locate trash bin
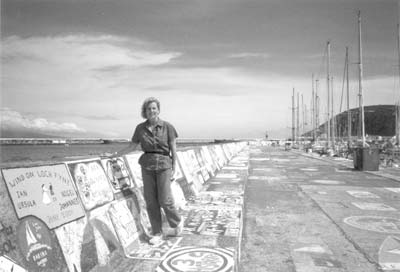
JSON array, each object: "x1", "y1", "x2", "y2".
[{"x1": 353, "y1": 147, "x2": 380, "y2": 171}]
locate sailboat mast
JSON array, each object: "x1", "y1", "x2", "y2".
[
  {"x1": 292, "y1": 88, "x2": 295, "y2": 143},
  {"x1": 331, "y1": 76, "x2": 335, "y2": 146},
  {"x1": 358, "y1": 11, "x2": 366, "y2": 146},
  {"x1": 346, "y1": 47, "x2": 351, "y2": 144},
  {"x1": 396, "y1": 23, "x2": 400, "y2": 146},
  {"x1": 327, "y1": 41, "x2": 331, "y2": 148},
  {"x1": 316, "y1": 79, "x2": 320, "y2": 139},
  {"x1": 312, "y1": 74, "x2": 315, "y2": 141},
  {"x1": 297, "y1": 92, "x2": 300, "y2": 143}
]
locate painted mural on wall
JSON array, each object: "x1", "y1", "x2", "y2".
[
  {"x1": 176, "y1": 152, "x2": 193, "y2": 184},
  {"x1": 0, "y1": 255, "x2": 27, "y2": 272},
  {"x1": 193, "y1": 149, "x2": 210, "y2": 181},
  {"x1": 67, "y1": 160, "x2": 114, "y2": 211},
  {"x1": 124, "y1": 153, "x2": 144, "y2": 188},
  {"x1": 0, "y1": 176, "x2": 68, "y2": 272},
  {"x1": 200, "y1": 147, "x2": 217, "y2": 176},
  {"x1": 108, "y1": 199, "x2": 141, "y2": 256},
  {"x1": 54, "y1": 204, "x2": 121, "y2": 272},
  {"x1": 101, "y1": 157, "x2": 134, "y2": 193},
  {"x1": 1, "y1": 164, "x2": 85, "y2": 229},
  {"x1": 15, "y1": 216, "x2": 65, "y2": 271}
]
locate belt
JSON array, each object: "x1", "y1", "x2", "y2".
[{"x1": 144, "y1": 152, "x2": 170, "y2": 156}]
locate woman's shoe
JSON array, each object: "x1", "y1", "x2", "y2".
[
  {"x1": 174, "y1": 219, "x2": 184, "y2": 236},
  {"x1": 149, "y1": 233, "x2": 163, "y2": 245}
]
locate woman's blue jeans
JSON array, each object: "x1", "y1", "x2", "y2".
[{"x1": 141, "y1": 168, "x2": 181, "y2": 235}]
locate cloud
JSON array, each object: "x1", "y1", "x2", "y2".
[
  {"x1": 228, "y1": 52, "x2": 270, "y2": 59},
  {"x1": 1, "y1": 108, "x2": 86, "y2": 133},
  {"x1": 2, "y1": 34, "x2": 180, "y2": 70},
  {"x1": 83, "y1": 115, "x2": 119, "y2": 120}
]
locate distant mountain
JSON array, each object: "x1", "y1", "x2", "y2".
[
  {"x1": 0, "y1": 127, "x2": 111, "y2": 139},
  {"x1": 0, "y1": 128, "x2": 61, "y2": 138}
]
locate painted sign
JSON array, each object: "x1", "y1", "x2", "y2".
[
  {"x1": 207, "y1": 146, "x2": 223, "y2": 169},
  {"x1": 215, "y1": 173, "x2": 239, "y2": 179},
  {"x1": 101, "y1": 157, "x2": 134, "y2": 192},
  {"x1": 68, "y1": 160, "x2": 114, "y2": 211},
  {"x1": 16, "y1": 216, "x2": 58, "y2": 270},
  {"x1": 344, "y1": 216, "x2": 400, "y2": 234},
  {"x1": 127, "y1": 190, "x2": 152, "y2": 237},
  {"x1": 379, "y1": 236, "x2": 400, "y2": 270},
  {"x1": 176, "y1": 151, "x2": 193, "y2": 183},
  {"x1": 385, "y1": 188, "x2": 400, "y2": 194},
  {"x1": 124, "y1": 153, "x2": 144, "y2": 188},
  {"x1": 108, "y1": 200, "x2": 140, "y2": 256},
  {"x1": 1, "y1": 164, "x2": 85, "y2": 229},
  {"x1": 156, "y1": 246, "x2": 234, "y2": 272},
  {"x1": 0, "y1": 255, "x2": 27, "y2": 272},
  {"x1": 54, "y1": 217, "x2": 97, "y2": 272},
  {"x1": 311, "y1": 180, "x2": 345, "y2": 185},
  {"x1": 351, "y1": 202, "x2": 396, "y2": 211},
  {"x1": 88, "y1": 204, "x2": 120, "y2": 266},
  {"x1": 194, "y1": 149, "x2": 210, "y2": 181},
  {"x1": 346, "y1": 190, "x2": 380, "y2": 199},
  {"x1": 201, "y1": 146, "x2": 217, "y2": 175},
  {"x1": 214, "y1": 145, "x2": 228, "y2": 166}
]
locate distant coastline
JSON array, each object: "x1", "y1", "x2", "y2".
[{"x1": 0, "y1": 137, "x2": 242, "y2": 145}]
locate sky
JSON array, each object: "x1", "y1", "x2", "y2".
[{"x1": 1, "y1": 0, "x2": 399, "y2": 139}]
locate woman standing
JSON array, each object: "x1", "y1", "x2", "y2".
[{"x1": 113, "y1": 97, "x2": 183, "y2": 245}]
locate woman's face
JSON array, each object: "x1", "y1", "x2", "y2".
[{"x1": 146, "y1": 102, "x2": 160, "y2": 120}]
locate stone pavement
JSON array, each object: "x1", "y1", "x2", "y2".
[{"x1": 240, "y1": 144, "x2": 400, "y2": 272}]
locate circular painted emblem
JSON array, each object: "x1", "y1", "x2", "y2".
[
  {"x1": 16, "y1": 216, "x2": 56, "y2": 270},
  {"x1": 311, "y1": 180, "x2": 345, "y2": 185},
  {"x1": 157, "y1": 246, "x2": 234, "y2": 272},
  {"x1": 344, "y1": 216, "x2": 400, "y2": 234}
]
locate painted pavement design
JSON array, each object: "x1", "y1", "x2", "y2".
[
  {"x1": 126, "y1": 237, "x2": 182, "y2": 260},
  {"x1": 156, "y1": 246, "x2": 234, "y2": 272}
]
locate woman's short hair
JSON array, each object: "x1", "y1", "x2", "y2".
[{"x1": 141, "y1": 97, "x2": 160, "y2": 119}]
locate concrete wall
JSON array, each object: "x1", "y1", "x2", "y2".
[{"x1": 0, "y1": 142, "x2": 247, "y2": 272}]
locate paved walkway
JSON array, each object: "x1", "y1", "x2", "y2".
[{"x1": 240, "y1": 144, "x2": 400, "y2": 272}]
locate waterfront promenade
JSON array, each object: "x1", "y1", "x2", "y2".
[
  {"x1": 241, "y1": 144, "x2": 400, "y2": 272},
  {"x1": 1, "y1": 141, "x2": 400, "y2": 271}
]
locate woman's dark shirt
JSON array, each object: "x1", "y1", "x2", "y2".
[{"x1": 131, "y1": 119, "x2": 178, "y2": 170}]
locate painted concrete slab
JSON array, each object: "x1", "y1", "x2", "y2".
[
  {"x1": 0, "y1": 255, "x2": 27, "y2": 272},
  {"x1": 182, "y1": 208, "x2": 241, "y2": 237},
  {"x1": 126, "y1": 237, "x2": 182, "y2": 260},
  {"x1": 351, "y1": 202, "x2": 397, "y2": 211},
  {"x1": 67, "y1": 159, "x2": 114, "y2": 211},
  {"x1": 385, "y1": 188, "x2": 400, "y2": 193},
  {"x1": 1, "y1": 164, "x2": 85, "y2": 229},
  {"x1": 222, "y1": 166, "x2": 248, "y2": 170},
  {"x1": 311, "y1": 180, "x2": 345, "y2": 185},
  {"x1": 343, "y1": 216, "x2": 400, "y2": 234},
  {"x1": 379, "y1": 236, "x2": 400, "y2": 271},
  {"x1": 156, "y1": 246, "x2": 234, "y2": 272},
  {"x1": 215, "y1": 173, "x2": 238, "y2": 179},
  {"x1": 346, "y1": 190, "x2": 380, "y2": 199}
]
